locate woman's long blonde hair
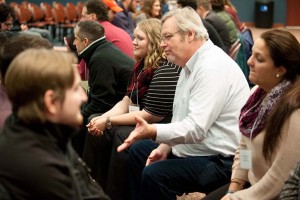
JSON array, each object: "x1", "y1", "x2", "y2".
[{"x1": 137, "y1": 18, "x2": 164, "y2": 69}]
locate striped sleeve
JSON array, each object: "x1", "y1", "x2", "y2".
[{"x1": 143, "y1": 60, "x2": 181, "y2": 117}]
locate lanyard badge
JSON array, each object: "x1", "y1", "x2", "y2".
[{"x1": 240, "y1": 149, "x2": 252, "y2": 169}]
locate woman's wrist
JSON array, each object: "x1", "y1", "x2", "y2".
[
  {"x1": 105, "y1": 117, "x2": 112, "y2": 130},
  {"x1": 230, "y1": 179, "x2": 245, "y2": 189},
  {"x1": 228, "y1": 179, "x2": 245, "y2": 193}
]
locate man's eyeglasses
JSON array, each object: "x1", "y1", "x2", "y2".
[{"x1": 161, "y1": 31, "x2": 180, "y2": 42}]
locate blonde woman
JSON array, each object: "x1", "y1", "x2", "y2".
[{"x1": 83, "y1": 18, "x2": 181, "y2": 200}]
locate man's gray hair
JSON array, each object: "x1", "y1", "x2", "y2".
[
  {"x1": 75, "y1": 21, "x2": 105, "y2": 42},
  {"x1": 161, "y1": 7, "x2": 208, "y2": 41}
]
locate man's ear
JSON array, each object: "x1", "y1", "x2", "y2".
[
  {"x1": 187, "y1": 30, "x2": 196, "y2": 42},
  {"x1": 91, "y1": 13, "x2": 97, "y2": 21},
  {"x1": 44, "y1": 90, "x2": 59, "y2": 115},
  {"x1": 83, "y1": 38, "x2": 90, "y2": 46}
]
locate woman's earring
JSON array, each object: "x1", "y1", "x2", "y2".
[{"x1": 276, "y1": 74, "x2": 280, "y2": 78}]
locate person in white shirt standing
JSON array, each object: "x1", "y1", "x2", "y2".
[{"x1": 117, "y1": 7, "x2": 250, "y2": 200}]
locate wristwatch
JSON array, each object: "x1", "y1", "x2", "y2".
[{"x1": 106, "y1": 117, "x2": 112, "y2": 130}]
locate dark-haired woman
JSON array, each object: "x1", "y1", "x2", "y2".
[{"x1": 204, "y1": 29, "x2": 300, "y2": 200}]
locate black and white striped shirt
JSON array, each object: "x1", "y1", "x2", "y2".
[{"x1": 144, "y1": 60, "x2": 181, "y2": 118}]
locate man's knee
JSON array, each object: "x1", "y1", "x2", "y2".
[
  {"x1": 129, "y1": 141, "x2": 146, "y2": 161},
  {"x1": 142, "y1": 163, "x2": 160, "y2": 182}
]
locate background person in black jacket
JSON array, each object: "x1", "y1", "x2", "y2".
[{"x1": 73, "y1": 20, "x2": 134, "y2": 156}]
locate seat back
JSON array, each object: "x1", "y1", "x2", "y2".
[
  {"x1": 229, "y1": 39, "x2": 241, "y2": 61},
  {"x1": 9, "y1": 2, "x2": 18, "y2": 7},
  {"x1": 52, "y1": 7, "x2": 66, "y2": 24},
  {"x1": 240, "y1": 28, "x2": 254, "y2": 64},
  {"x1": 28, "y1": 3, "x2": 45, "y2": 22},
  {"x1": 77, "y1": 2, "x2": 84, "y2": 19},
  {"x1": 238, "y1": 28, "x2": 254, "y2": 86},
  {"x1": 40, "y1": 2, "x2": 54, "y2": 22},
  {"x1": 52, "y1": 2, "x2": 67, "y2": 23},
  {"x1": 13, "y1": 4, "x2": 32, "y2": 24},
  {"x1": 66, "y1": 2, "x2": 78, "y2": 22}
]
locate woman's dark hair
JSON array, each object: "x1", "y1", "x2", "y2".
[
  {"x1": 210, "y1": 0, "x2": 225, "y2": 11},
  {"x1": 263, "y1": 29, "x2": 300, "y2": 161},
  {"x1": 0, "y1": 4, "x2": 16, "y2": 23},
  {"x1": 260, "y1": 29, "x2": 300, "y2": 82},
  {"x1": 177, "y1": 0, "x2": 197, "y2": 10},
  {"x1": 86, "y1": 0, "x2": 109, "y2": 21},
  {"x1": 264, "y1": 78, "x2": 300, "y2": 161}
]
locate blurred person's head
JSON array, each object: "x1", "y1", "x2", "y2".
[
  {"x1": 107, "y1": 9, "x2": 117, "y2": 21},
  {"x1": 135, "y1": 0, "x2": 141, "y2": 11},
  {"x1": 210, "y1": 0, "x2": 224, "y2": 11},
  {"x1": 224, "y1": 0, "x2": 236, "y2": 11},
  {"x1": 102, "y1": 0, "x2": 123, "y2": 12},
  {"x1": 0, "y1": 0, "x2": 6, "y2": 5},
  {"x1": 102, "y1": 0, "x2": 123, "y2": 21},
  {"x1": 121, "y1": 0, "x2": 138, "y2": 13},
  {"x1": 81, "y1": 0, "x2": 109, "y2": 21},
  {"x1": 196, "y1": 0, "x2": 212, "y2": 18},
  {"x1": 133, "y1": 18, "x2": 164, "y2": 68},
  {"x1": 73, "y1": 20, "x2": 105, "y2": 54},
  {"x1": 141, "y1": 0, "x2": 162, "y2": 18},
  {"x1": 5, "y1": 49, "x2": 87, "y2": 126},
  {"x1": 129, "y1": 0, "x2": 139, "y2": 12},
  {"x1": 0, "y1": 34, "x2": 53, "y2": 84},
  {"x1": 160, "y1": 7, "x2": 208, "y2": 66},
  {"x1": 0, "y1": 4, "x2": 15, "y2": 31},
  {"x1": 177, "y1": 0, "x2": 197, "y2": 11},
  {"x1": 247, "y1": 29, "x2": 300, "y2": 92}
]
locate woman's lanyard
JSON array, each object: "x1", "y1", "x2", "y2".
[
  {"x1": 129, "y1": 69, "x2": 142, "y2": 112},
  {"x1": 239, "y1": 100, "x2": 262, "y2": 170}
]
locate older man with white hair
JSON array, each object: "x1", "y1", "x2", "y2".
[{"x1": 118, "y1": 7, "x2": 250, "y2": 200}]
